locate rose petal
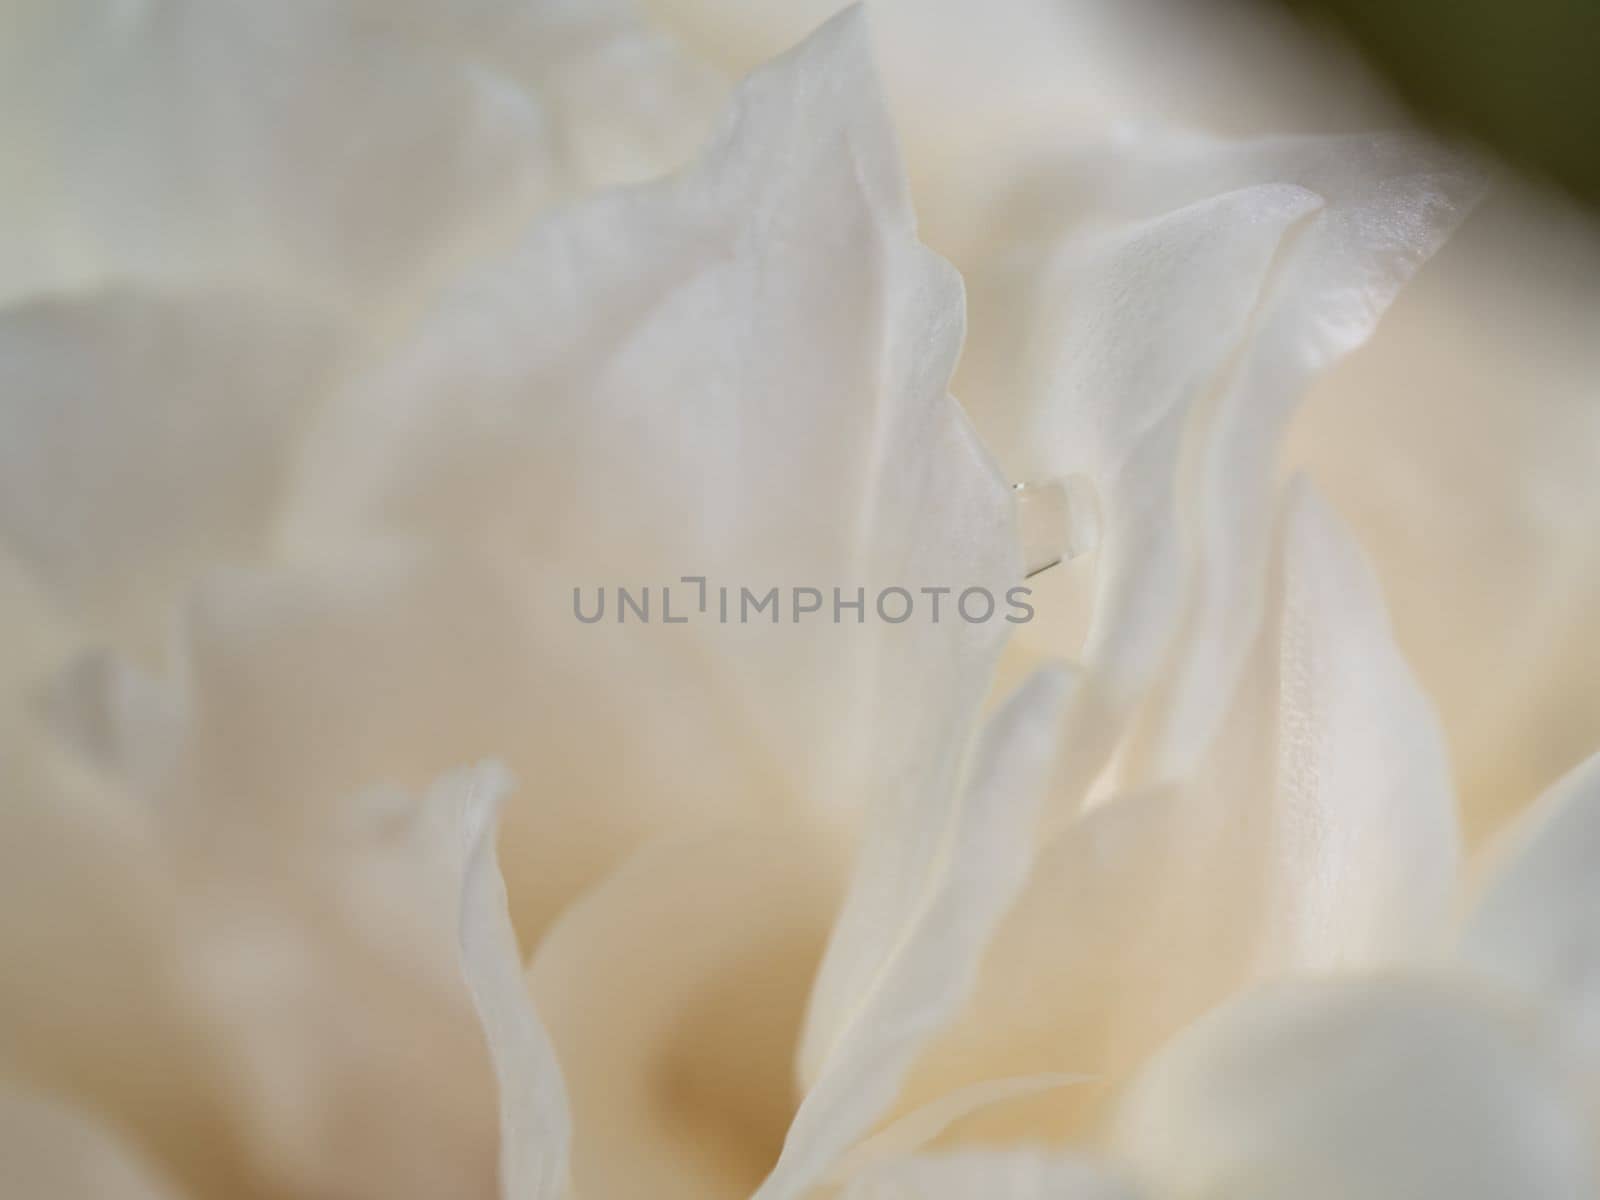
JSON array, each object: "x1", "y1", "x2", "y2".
[
  {"x1": 762, "y1": 666, "x2": 1073, "y2": 1199},
  {"x1": 972, "y1": 181, "x2": 1322, "y2": 756},
  {"x1": 1106, "y1": 132, "x2": 1485, "y2": 783},
  {"x1": 884, "y1": 481, "x2": 1459, "y2": 1142},
  {"x1": 1224, "y1": 480, "x2": 1461, "y2": 969},
  {"x1": 955, "y1": 130, "x2": 1481, "y2": 819}
]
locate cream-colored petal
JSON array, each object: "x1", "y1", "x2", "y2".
[
  {"x1": 1227, "y1": 481, "x2": 1461, "y2": 969},
  {"x1": 886, "y1": 481, "x2": 1459, "y2": 1143},
  {"x1": 1460, "y1": 749, "x2": 1600, "y2": 1063},
  {"x1": 958, "y1": 131, "x2": 1479, "y2": 831},
  {"x1": 528, "y1": 828, "x2": 842, "y2": 1200},
  {"x1": 1106, "y1": 133, "x2": 1484, "y2": 784},
  {"x1": 765, "y1": 667, "x2": 1073, "y2": 1199},
  {"x1": 1115, "y1": 976, "x2": 1597, "y2": 1200},
  {"x1": 0, "y1": 1083, "x2": 190, "y2": 1199}
]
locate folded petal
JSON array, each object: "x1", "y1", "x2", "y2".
[
  {"x1": 1460, "y1": 749, "x2": 1600, "y2": 1063},
  {"x1": 762, "y1": 667, "x2": 1073, "y2": 1199},
  {"x1": 957, "y1": 130, "x2": 1480, "y2": 815},
  {"x1": 972, "y1": 181, "x2": 1321, "y2": 761},
  {"x1": 1107, "y1": 133, "x2": 1484, "y2": 783},
  {"x1": 1115, "y1": 976, "x2": 1597, "y2": 1200}
]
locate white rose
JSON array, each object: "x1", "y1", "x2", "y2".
[{"x1": 1, "y1": 4, "x2": 1596, "y2": 1200}]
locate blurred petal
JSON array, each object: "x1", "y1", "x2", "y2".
[
  {"x1": 528, "y1": 829, "x2": 841, "y2": 1200},
  {"x1": 0, "y1": 287, "x2": 344, "y2": 640},
  {"x1": 0, "y1": 0, "x2": 722, "y2": 644},
  {"x1": 0, "y1": 0, "x2": 713, "y2": 307},
  {"x1": 1115, "y1": 976, "x2": 1597, "y2": 1200},
  {"x1": 0, "y1": 1084, "x2": 189, "y2": 1200},
  {"x1": 886, "y1": 481, "x2": 1458, "y2": 1142},
  {"x1": 765, "y1": 667, "x2": 1073, "y2": 1199},
  {"x1": 490, "y1": 0, "x2": 725, "y2": 189},
  {"x1": 839, "y1": 1150, "x2": 1136, "y2": 1200},
  {"x1": 1460, "y1": 749, "x2": 1600, "y2": 1062},
  {"x1": 446, "y1": 764, "x2": 573, "y2": 1200}
]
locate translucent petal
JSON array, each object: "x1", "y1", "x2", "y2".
[
  {"x1": 957, "y1": 130, "x2": 1481, "y2": 821},
  {"x1": 1106, "y1": 133, "x2": 1485, "y2": 783}
]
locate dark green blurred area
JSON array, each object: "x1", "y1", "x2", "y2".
[{"x1": 1276, "y1": 0, "x2": 1600, "y2": 207}]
